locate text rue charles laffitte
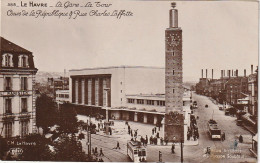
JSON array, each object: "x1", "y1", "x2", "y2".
[{"x1": 7, "y1": 1, "x2": 133, "y2": 19}]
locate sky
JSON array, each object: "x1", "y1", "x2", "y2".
[{"x1": 1, "y1": 0, "x2": 258, "y2": 82}]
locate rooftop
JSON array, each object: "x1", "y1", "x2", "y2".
[{"x1": 0, "y1": 37, "x2": 31, "y2": 53}]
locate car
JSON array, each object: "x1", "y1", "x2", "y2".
[
  {"x1": 236, "y1": 119, "x2": 243, "y2": 126},
  {"x1": 218, "y1": 106, "x2": 223, "y2": 110},
  {"x1": 224, "y1": 109, "x2": 230, "y2": 115}
]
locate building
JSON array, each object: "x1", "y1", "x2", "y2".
[
  {"x1": 47, "y1": 77, "x2": 69, "y2": 97},
  {"x1": 0, "y1": 37, "x2": 38, "y2": 138},
  {"x1": 164, "y1": 2, "x2": 184, "y2": 142},
  {"x1": 69, "y1": 65, "x2": 193, "y2": 143},
  {"x1": 56, "y1": 90, "x2": 70, "y2": 104},
  {"x1": 69, "y1": 66, "x2": 165, "y2": 122}
]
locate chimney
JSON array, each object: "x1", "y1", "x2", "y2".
[
  {"x1": 212, "y1": 69, "x2": 214, "y2": 80},
  {"x1": 236, "y1": 69, "x2": 238, "y2": 77},
  {"x1": 202, "y1": 69, "x2": 203, "y2": 78},
  {"x1": 206, "y1": 69, "x2": 208, "y2": 79},
  {"x1": 221, "y1": 70, "x2": 223, "y2": 78},
  {"x1": 251, "y1": 64, "x2": 253, "y2": 74},
  {"x1": 224, "y1": 70, "x2": 226, "y2": 77},
  {"x1": 169, "y1": 2, "x2": 178, "y2": 28},
  {"x1": 228, "y1": 70, "x2": 231, "y2": 78},
  {"x1": 232, "y1": 70, "x2": 234, "y2": 76},
  {"x1": 244, "y1": 69, "x2": 246, "y2": 77}
]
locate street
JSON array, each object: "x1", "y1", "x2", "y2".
[{"x1": 77, "y1": 92, "x2": 257, "y2": 162}]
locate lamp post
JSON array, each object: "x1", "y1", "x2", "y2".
[{"x1": 104, "y1": 88, "x2": 110, "y2": 135}]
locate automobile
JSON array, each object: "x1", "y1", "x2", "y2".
[
  {"x1": 218, "y1": 106, "x2": 223, "y2": 110},
  {"x1": 224, "y1": 108, "x2": 230, "y2": 115},
  {"x1": 236, "y1": 119, "x2": 243, "y2": 126},
  {"x1": 205, "y1": 104, "x2": 208, "y2": 108}
]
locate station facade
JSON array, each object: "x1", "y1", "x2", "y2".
[{"x1": 69, "y1": 66, "x2": 191, "y2": 126}]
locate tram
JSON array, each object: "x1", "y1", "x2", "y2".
[
  {"x1": 127, "y1": 140, "x2": 147, "y2": 162},
  {"x1": 207, "y1": 119, "x2": 221, "y2": 140}
]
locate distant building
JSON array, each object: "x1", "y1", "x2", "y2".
[
  {"x1": 47, "y1": 77, "x2": 69, "y2": 97},
  {"x1": 0, "y1": 37, "x2": 38, "y2": 138},
  {"x1": 248, "y1": 68, "x2": 258, "y2": 121},
  {"x1": 56, "y1": 90, "x2": 70, "y2": 104}
]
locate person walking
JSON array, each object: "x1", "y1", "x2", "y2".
[
  {"x1": 234, "y1": 139, "x2": 238, "y2": 149},
  {"x1": 154, "y1": 127, "x2": 157, "y2": 133},
  {"x1": 145, "y1": 135, "x2": 148, "y2": 146},
  {"x1": 99, "y1": 148, "x2": 104, "y2": 156},
  {"x1": 222, "y1": 132, "x2": 225, "y2": 141},
  {"x1": 157, "y1": 132, "x2": 159, "y2": 138},
  {"x1": 239, "y1": 135, "x2": 243, "y2": 143},
  {"x1": 116, "y1": 141, "x2": 121, "y2": 149},
  {"x1": 171, "y1": 144, "x2": 175, "y2": 153},
  {"x1": 165, "y1": 137, "x2": 168, "y2": 145},
  {"x1": 152, "y1": 128, "x2": 154, "y2": 135}
]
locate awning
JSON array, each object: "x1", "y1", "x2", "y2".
[
  {"x1": 241, "y1": 113, "x2": 256, "y2": 125},
  {"x1": 253, "y1": 134, "x2": 258, "y2": 142}
]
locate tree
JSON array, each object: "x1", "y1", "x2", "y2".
[
  {"x1": 18, "y1": 134, "x2": 54, "y2": 161},
  {"x1": 53, "y1": 134, "x2": 88, "y2": 161},
  {"x1": 36, "y1": 93, "x2": 58, "y2": 133},
  {"x1": 57, "y1": 103, "x2": 79, "y2": 134},
  {"x1": 0, "y1": 136, "x2": 9, "y2": 160}
]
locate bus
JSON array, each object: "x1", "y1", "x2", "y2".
[
  {"x1": 207, "y1": 119, "x2": 221, "y2": 140},
  {"x1": 127, "y1": 140, "x2": 147, "y2": 162}
]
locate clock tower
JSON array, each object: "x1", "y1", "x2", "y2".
[{"x1": 164, "y1": 2, "x2": 184, "y2": 143}]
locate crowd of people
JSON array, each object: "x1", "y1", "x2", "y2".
[{"x1": 187, "y1": 115, "x2": 199, "y2": 141}]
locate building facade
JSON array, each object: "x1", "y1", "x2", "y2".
[
  {"x1": 56, "y1": 90, "x2": 70, "y2": 104},
  {"x1": 0, "y1": 37, "x2": 38, "y2": 138},
  {"x1": 69, "y1": 66, "x2": 165, "y2": 124}
]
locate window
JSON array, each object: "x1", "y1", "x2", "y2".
[
  {"x1": 21, "y1": 77, "x2": 28, "y2": 90},
  {"x1": 172, "y1": 52, "x2": 175, "y2": 56},
  {"x1": 128, "y1": 99, "x2": 135, "y2": 103},
  {"x1": 5, "y1": 77, "x2": 12, "y2": 91},
  {"x1": 2, "y1": 53, "x2": 13, "y2": 67},
  {"x1": 173, "y1": 70, "x2": 175, "y2": 75},
  {"x1": 147, "y1": 100, "x2": 154, "y2": 105},
  {"x1": 137, "y1": 99, "x2": 144, "y2": 104},
  {"x1": 157, "y1": 101, "x2": 165, "y2": 106},
  {"x1": 173, "y1": 89, "x2": 175, "y2": 93},
  {"x1": 5, "y1": 99, "x2": 12, "y2": 114},
  {"x1": 21, "y1": 121, "x2": 29, "y2": 137},
  {"x1": 121, "y1": 90, "x2": 122, "y2": 93},
  {"x1": 19, "y1": 55, "x2": 29, "y2": 68},
  {"x1": 21, "y1": 98, "x2": 27, "y2": 112},
  {"x1": 4, "y1": 122, "x2": 12, "y2": 138}
]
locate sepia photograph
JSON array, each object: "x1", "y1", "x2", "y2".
[{"x1": 0, "y1": 0, "x2": 258, "y2": 162}]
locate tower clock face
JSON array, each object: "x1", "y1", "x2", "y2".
[{"x1": 167, "y1": 33, "x2": 181, "y2": 47}]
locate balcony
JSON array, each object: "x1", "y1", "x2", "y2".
[
  {"x1": 18, "y1": 112, "x2": 31, "y2": 120},
  {"x1": 2, "y1": 113, "x2": 15, "y2": 122}
]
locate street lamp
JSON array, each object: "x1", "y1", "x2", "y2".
[{"x1": 104, "y1": 88, "x2": 110, "y2": 135}]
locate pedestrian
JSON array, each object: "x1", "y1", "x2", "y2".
[
  {"x1": 234, "y1": 139, "x2": 238, "y2": 149},
  {"x1": 193, "y1": 134, "x2": 196, "y2": 141},
  {"x1": 152, "y1": 128, "x2": 154, "y2": 135},
  {"x1": 154, "y1": 127, "x2": 157, "y2": 133},
  {"x1": 145, "y1": 135, "x2": 148, "y2": 146},
  {"x1": 95, "y1": 147, "x2": 98, "y2": 155},
  {"x1": 187, "y1": 132, "x2": 190, "y2": 140},
  {"x1": 150, "y1": 136, "x2": 153, "y2": 144},
  {"x1": 171, "y1": 144, "x2": 175, "y2": 153},
  {"x1": 165, "y1": 137, "x2": 168, "y2": 145},
  {"x1": 116, "y1": 141, "x2": 121, "y2": 149},
  {"x1": 157, "y1": 132, "x2": 159, "y2": 138},
  {"x1": 98, "y1": 123, "x2": 100, "y2": 129},
  {"x1": 239, "y1": 135, "x2": 243, "y2": 143},
  {"x1": 160, "y1": 137, "x2": 163, "y2": 145},
  {"x1": 154, "y1": 137, "x2": 157, "y2": 145},
  {"x1": 109, "y1": 127, "x2": 112, "y2": 135},
  {"x1": 99, "y1": 148, "x2": 104, "y2": 156},
  {"x1": 222, "y1": 132, "x2": 225, "y2": 141}
]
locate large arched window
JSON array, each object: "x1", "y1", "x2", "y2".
[
  {"x1": 2, "y1": 53, "x2": 13, "y2": 67},
  {"x1": 18, "y1": 54, "x2": 29, "y2": 68}
]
